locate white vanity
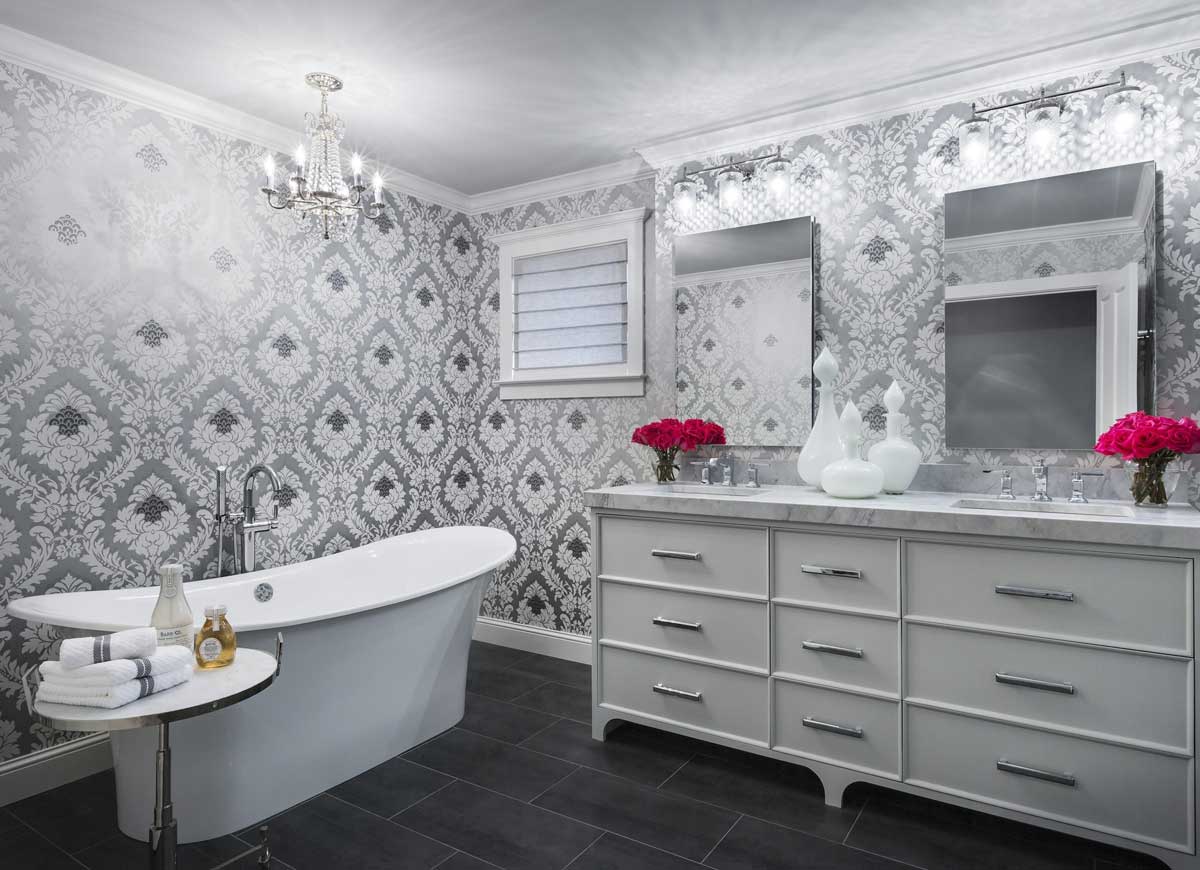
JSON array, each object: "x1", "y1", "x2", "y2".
[{"x1": 586, "y1": 485, "x2": 1200, "y2": 870}]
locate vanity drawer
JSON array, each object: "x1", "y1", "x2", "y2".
[
  {"x1": 773, "y1": 681, "x2": 900, "y2": 777},
  {"x1": 773, "y1": 530, "x2": 899, "y2": 615},
  {"x1": 906, "y1": 706, "x2": 1193, "y2": 850},
  {"x1": 600, "y1": 581, "x2": 768, "y2": 670},
  {"x1": 907, "y1": 624, "x2": 1192, "y2": 750},
  {"x1": 599, "y1": 646, "x2": 767, "y2": 744},
  {"x1": 599, "y1": 516, "x2": 767, "y2": 597},
  {"x1": 774, "y1": 606, "x2": 899, "y2": 694},
  {"x1": 905, "y1": 541, "x2": 1191, "y2": 654}
]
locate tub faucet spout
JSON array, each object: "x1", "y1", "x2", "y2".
[{"x1": 239, "y1": 464, "x2": 281, "y2": 573}]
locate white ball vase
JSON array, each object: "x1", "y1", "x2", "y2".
[
  {"x1": 821, "y1": 401, "x2": 884, "y2": 498},
  {"x1": 867, "y1": 381, "x2": 922, "y2": 494},
  {"x1": 797, "y1": 348, "x2": 843, "y2": 488}
]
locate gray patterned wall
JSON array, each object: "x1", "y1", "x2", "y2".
[
  {"x1": 2, "y1": 49, "x2": 1200, "y2": 768},
  {"x1": 0, "y1": 61, "x2": 492, "y2": 761}
]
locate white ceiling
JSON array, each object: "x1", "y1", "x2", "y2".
[{"x1": 0, "y1": 0, "x2": 1197, "y2": 196}]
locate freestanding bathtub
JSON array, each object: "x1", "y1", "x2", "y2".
[{"x1": 8, "y1": 525, "x2": 515, "y2": 842}]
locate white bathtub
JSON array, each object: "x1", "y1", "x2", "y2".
[{"x1": 9, "y1": 525, "x2": 515, "y2": 842}]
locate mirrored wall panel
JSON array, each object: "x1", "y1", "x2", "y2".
[
  {"x1": 943, "y1": 161, "x2": 1155, "y2": 450},
  {"x1": 673, "y1": 217, "x2": 814, "y2": 446}
]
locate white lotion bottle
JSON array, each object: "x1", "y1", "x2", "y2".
[
  {"x1": 797, "y1": 348, "x2": 843, "y2": 488},
  {"x1": 868, "y1": 381, "x2": 922, "y2": 494},
  {"x1": 151, "y1": 563, "x2": 194, "y2": 651},
  {"x1": 821, "y1": 401, "x2": 884, "y2": 498}
]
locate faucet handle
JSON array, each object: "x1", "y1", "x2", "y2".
[
  {"x1": 1069, "y1": 469, "x2": 1104, "y2": 504},
  {"x1": 998, "y1": 469, "x2": 1015, "y2": 500},
  {"x1": 745, "y1": 463, "x2": 766, "y2": 488}
]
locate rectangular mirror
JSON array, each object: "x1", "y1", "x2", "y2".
[
  {"x1": 943, "y1": 161, "x2": 1155, "y2": 450},
  {"x1": 673, "y1": 216, "x2": 814, "y2": 446}
]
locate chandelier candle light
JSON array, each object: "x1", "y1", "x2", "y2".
[
  {"x1": 632, "y1": 418, "x2": 726, "y2": 483},
  {"x1": 261, "y1": 73, "x2": 387, "y2": 240}
]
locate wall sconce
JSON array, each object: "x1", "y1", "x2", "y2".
[
  {"x1": 671, "y1": 150, "x2": 791, "y2": 217},
  {"x1": 957, "y1": 72, "x2": 1142, "y2": 165}
]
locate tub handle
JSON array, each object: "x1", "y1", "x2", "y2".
[{"x1": 274, "y1": 631, "x2": 284, "y2": 677}]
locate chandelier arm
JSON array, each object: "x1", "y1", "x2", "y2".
[{"x1": 261, "y1": 189, "x2": 292, "y2": 210}]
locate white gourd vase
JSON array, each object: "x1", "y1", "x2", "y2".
[
  {"x1": 867, "y1": 381, "x2": 922, "y2": 494},
  {"x1": 797, "y1": 348, "x2": 842, "y2": 488},
  {"x1": 821, "y1": 401, "x2": 884, "y2": 498}
]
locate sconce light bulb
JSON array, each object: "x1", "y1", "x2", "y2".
[
  {"x1": 672, "y1": 179, "x2": 698, "y2": 216},
  {"x1": 1103, "y1": 85, "x2": 1143, "y2": 139},
  {"x1": 717, "y1": 170, "x2": 745, "y2": 212},
  {"x1": 350, "y1": 153, "x2": 363, "y2": 175},
  {"x1": 958, "y1": 114, "x2": 990, "y2": 168},
  {"x1": 1025, "y1": 100, "x2": 1062, "y2": 153}
]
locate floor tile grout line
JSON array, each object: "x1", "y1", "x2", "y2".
[
  {"x1": 386, "y1": 777, "x2": 459, "y2": 820},
  {"x1": 514, "y1": 715, "x2": 566, "y2": 747},
  {"x1": 841, "y1": 795, "x2": 869, "y2": 845},
  {"x1": 8, "y1": 811, "x2": 90, "y2": 868},
  {"x1": 560, "y1": 830, "x2": 607, "y2": 870},
  {"x1": 654, "y1": 751, "x2": 698, "y2": 790},
  {"x1": 526, "y1": 762, "x2": 584, "y2": 805},
  {"x1": 700, "y1": 813, "x2": 742, "y2": 865}
]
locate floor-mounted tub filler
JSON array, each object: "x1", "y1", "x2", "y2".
[{"x1": 9, "y1": 525, "x2": 516, "y2": 843}]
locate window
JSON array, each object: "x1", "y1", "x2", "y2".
[{"x1": 491, "y1": 208, "x2": 649, "y2": 399}]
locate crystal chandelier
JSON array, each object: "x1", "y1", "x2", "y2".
[{"x1": 261, "y1": 73, "x2": 386, "y2": 240}]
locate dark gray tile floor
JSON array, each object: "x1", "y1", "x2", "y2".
[{"x1": 1, "y1": 641, "x2": 1170, "y2": 870}]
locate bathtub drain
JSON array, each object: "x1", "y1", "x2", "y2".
[{"x1": 254, "y1": 582, "x2": 274, "y2": 603}]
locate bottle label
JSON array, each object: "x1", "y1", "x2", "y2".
[
  {"x1": 198, "y1": 637, "x2": 222, "y2": 662},
  {"x1": 157, "y1": 626, "x2": 193, "y2": 648}
]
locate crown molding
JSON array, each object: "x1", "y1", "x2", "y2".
[
  {"x1": 635, "y1": 13, "x2": 1200, "y2": 169},
  {"x1": 943, "y1": 216, "x2": 1146, "y2": 255},
  {"x1": 465, "y1": 156, "x2": 653, "y2": 215}
]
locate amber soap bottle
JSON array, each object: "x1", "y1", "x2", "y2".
[{"x1": 194, "y1": 605, "x2": 237, "y2": 669}]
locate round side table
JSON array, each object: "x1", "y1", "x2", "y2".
[{"x1": 24, "y1": 637, "x2": 282, "y2": 870}]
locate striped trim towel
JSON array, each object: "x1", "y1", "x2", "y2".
[
  {"x1": 40, "y1": 646, "x2": 193, "y2": 687},
  {"x1": 58, "y1": 627, "x2": 157, "y2": 670},
  {"x1": 38, "y1": 664, "x2": 193, "y2": 709}
]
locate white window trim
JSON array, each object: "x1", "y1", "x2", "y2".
[{"x1": 490, "y1": 207, "x2": 650, "y2": 400}]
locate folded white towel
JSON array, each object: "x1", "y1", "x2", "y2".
[
  {"x1": 58, "y1": 628, "x2": 157, "y2": 671},
  {"x1": 41, "y1": 646, "x2": 193, "y2": 686},
  {"x1": 38, "y1": 664, "x2": 193, "y2": 709}
]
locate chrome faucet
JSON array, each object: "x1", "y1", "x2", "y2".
[
  {"x1": 689, "y1": 457, "x2": 732, "y2": 485},
  {"x1": 215, "y1": 464, "x2": 282, "y2": 575},
  {"x1": 1069, "y1": 470, "x2": 1104, "y2": 504},
  {"x1": 998, "y1": 470, "x2": 1015, "y2": 500},
  {"x1": 1031, "y1": 460, "x2": 1051, "y2": 502}
]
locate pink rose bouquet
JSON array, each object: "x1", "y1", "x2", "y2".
[
  {"x1": 632, "y1": 418, "x2": 726, "y2": 483},
  {"x1": 1095, "y1": 412, "x2": 1200, "y2": 505}
]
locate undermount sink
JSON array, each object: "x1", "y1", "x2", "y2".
[
  {"x1": 952, "y1": 497, "x2": 1135, "y2": 518},
  {"x1": 657, "y1": 484, "x2": 766, "y2": 497}
]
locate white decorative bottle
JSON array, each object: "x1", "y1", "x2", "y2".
[
  {"x1": 151, "y1": 563, "x2": 194, "y2": 651},
  {"x1": 868, "y1": 381, "x2": 922, "y2": 494},
  {"x1": 797, "y1": 348, "x2": 843, "y2": 488},
  {"x1": 821, "y1": 401, "x2": 884, "y2": 498}
]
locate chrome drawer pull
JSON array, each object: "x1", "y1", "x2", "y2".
[
  {"x1": 995, "y1": 672, "x2": 1075, "y2": 695},
  {"x1": 653, "y1": 616, "x2": 702, "y2": 631},
  {"x1": 801, "y1": 564, "x2": 862, "y2": 579},
  {"x1": 652, "y1": 683, "x2": 702, "y2": 702},
  {"x1": 994, "y1": 584, "x2": 1075, "y2": 602},
  {"x1": 996, "y1": 759, "x2": 1076, "y2": 787},
  {"x1": 651, "y1": 549, "x2": 702, "y2": 561},
  {"x1": 801, "y1": 717, "x2": 863, "y2": 738},
  {"x1": 802, "y1": 640, "x2": 864, "y2": 659}
]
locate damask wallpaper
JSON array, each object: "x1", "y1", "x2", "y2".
[{"x1": 2, "y1": 47, "x2": 1200, "y2": 769}]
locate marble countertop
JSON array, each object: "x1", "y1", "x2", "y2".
[{"x1": 584, "y1": 484, "x2": 1200, "y2": 551}]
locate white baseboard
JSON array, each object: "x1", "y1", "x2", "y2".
[
  {"x1": 0, "y1": 734, "x2": 112, "y2": 807},
  {"x1": 472, "y1": 616, "x2": 593, "y2": 664}
]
